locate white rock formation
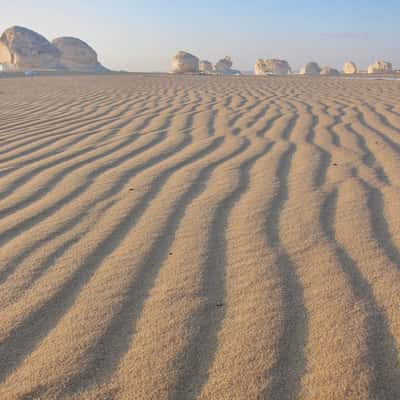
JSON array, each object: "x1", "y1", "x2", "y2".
[
  {"x1": 367, "y1": 61, "x2": 393, "y2": 74},
  {"x1": 199, "y1": 60, "x2": 213, "y2": 73},
  {"x1": 254, "y1": 59, "x2": 291, "y2": 75},
  {"x1": 343, "y1": 61, "x2": 358, "y2": 74},
  {"x1": 214, "y1": 56, "x2": 240, "y2": 75},
  {"x1": 300, "y1": 62, "x2": 321, "y2": 75},
  {"x1": 52, "y1": 37, "x2": 107, "y2": 72},
  {"x1": 0, "y1": 26, "x2": 61, "y2": 71},
  {"x1": 171, "y1": 51, "x2": 199, "y2": 73},
  {"x1": 320, "y1": 66, "x2": 340, "y2": 76},
  {"x1": 215, "y1": 56, "x2": 232, "y2": 72}
]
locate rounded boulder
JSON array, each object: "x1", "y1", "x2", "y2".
[
  {"x1": 343, "y1": 61, "x2": 358, "y2": 74},
  {"x1": 254, "y1": 59, "x2": 291, "y2": 75},
  {"x1": 0, "y1": 26, "x2": 60, "y2": 70},
  {"x1": 300, "y1": 62, "x2": 321, "y2": 75},
  {"x1": 52, "y1": 37, "x2": 104, "y2": 71},
  {"x1": 171, "y1": 51, "x2": 199, "y2": 73}
]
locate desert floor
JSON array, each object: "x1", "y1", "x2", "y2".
[{"x1": 1, "y1": 74, "x2": 400, "y2": 400}]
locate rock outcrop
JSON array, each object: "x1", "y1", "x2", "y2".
[
  {"x1": 0, "y1": 26, "x2": 109, "y2": 72},
  {"x1": 343, "y1": 61, "x2": 358, "y2": 74},
  {"x1": 320, "y1": 66, "x2": 340, "y2": 76},
  {"x1": 215, "y1": 56, "x2": 232, "y2": 72},
  {"x1": 300, "y1": 62, "x2": 321, "y2": 75},
  {"x1": 367, "y1": 61, "x2": 393, "y2": 74},
  {"x1": 254, "y1": 59, "x2": 291, "y2": 75},
  {"x1": 214, "y1": 56, "x2": 240, "y2": 75},
  {"x1": 171, "y1": 51, "x2": 199, "y2": 73},
  {"x1": 52, "y1": 37, "x2": 107, "y2": 72},
  {"x1": 0, "y1": 26, "x2": 61, "y2": 71},
  {"x1": 199, "y1": 60, "x2": 213, "y2": 73}
]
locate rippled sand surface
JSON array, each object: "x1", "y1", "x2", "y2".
[{"x1": 1, "y1": 74, "x2": 400, "y2": 400}]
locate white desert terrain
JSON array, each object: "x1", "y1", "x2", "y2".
[{"x1": 0, "y1": 74, "x2": 400, "y2": 399}]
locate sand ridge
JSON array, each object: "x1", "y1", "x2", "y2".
[{"x1": 0, "y1": 74, "x2": 400, "y2": 399}]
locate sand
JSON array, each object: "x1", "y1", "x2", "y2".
[{"x1": 0, "y1": 74, "x2": 400, "y2": 399}]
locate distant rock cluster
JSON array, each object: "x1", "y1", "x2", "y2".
[
  {"x1": 0, "y1": 26, "x2": 107, "y2": 72},
  {"x1": 254, "y1": 59, "x2": 395, "y2": 76},
  {"x1": 171, "y1": 52, "x2": 241, "y2": 75},
  {"x1": 297, "y1": 60, "x2": 392, "y2": 76},
  {"x1": 171, "y1": 50, "x2": 396, "y2": 77},
  {"x1": 1, "y1": 28, "x2": 395, "y2": 77}
]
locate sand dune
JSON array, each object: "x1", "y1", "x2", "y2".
[{"x1": 1, "y1": 74, "x2": 400, "y2": 399}]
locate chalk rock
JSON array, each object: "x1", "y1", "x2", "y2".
[
  {"x1": 0, "y1": 26, "x2": 60, "y2": 71},
  {"x1": 300, "y1": 62, "x2": 321, "y2": 75},
  {"x1": 320, "y1": 66, "x2": 340, "y2": 76},
  {"x1": 343, "y1": 61, "x2": 358, "y2": 74},
  {"x1": 52, "y1": 37, "x2": 107, "y2": 72},
  {"x1": 214, "y1": 56, "x2": 240, "y2": 75},
  {"x1": 215, "y1": 56, "x2": 232, "y2": 72},
  {"x1": 199, "y1": 60, "x2": 213, "y2": 73},
  {"x1": 171, "y1": 51, "x2": 199, "y2": 73},
  {"x1": 367, "y1": 61, "x2": 393, "y2": 74},
  {"x1": 254, "y1": 59, "x2": 291, "y2": 75}
]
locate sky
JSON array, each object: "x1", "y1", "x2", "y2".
[{"x1": 2, "y1": 1, "x2": 400, "y2": 72}]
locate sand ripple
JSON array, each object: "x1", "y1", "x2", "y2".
[{"x1": 0, "y1": 74, "x2": 400, "y2": 399}]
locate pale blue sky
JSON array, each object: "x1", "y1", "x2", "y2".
[{"x1": 2, "y1": 1, "x2": 399, "y2": 72}]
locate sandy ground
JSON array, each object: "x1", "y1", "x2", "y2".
[{"x1": 0, "y1": 74, "x2": 400, "y2": 400}]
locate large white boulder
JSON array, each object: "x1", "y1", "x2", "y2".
[
  {"x1": 367, "y1": 61, "x2": 393, "y2": 74},
  {"x1": 199, "y1": 60, "x2": 213, "y2": 73},
  {"x1": 215, "y1": 56, "x2": 232, "y2": 72},
  {"x1": 320, "y1": 66, "x2": 340, "y2": 76},
  {"x1": 52, "y1": 37, "x2": 107, "y2": 72},
  {"x1": 0, "y1": 26, "x2": 60, "y2": 71},
  {"x1": 343, "y1": 61, "x2": 358, "y2": 74},
  {"x1": 214, "y1": 56, "x2": 240, "y2": 75},
  {"x1": 254, "y1": 59, "x2": 291, "y2": 75},
  {"x1": 300, "y1": 62, "x2": 321, "y2": 75},
  {"x1": 171, "y1": 51, "x2": 199, "y2": 73}
]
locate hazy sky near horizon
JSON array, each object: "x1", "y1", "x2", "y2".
[{"x1": 2, "y1": 1, "x2": 399, "y2": 72}]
